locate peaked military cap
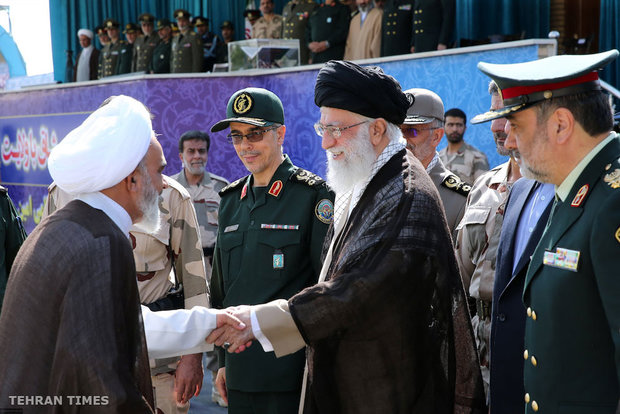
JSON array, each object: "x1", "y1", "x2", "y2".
[
  {"x1": 138, "y1": 13, "x2": 155, "y2": 23},
  {"x1": 403, "y1": 88, "x2": 444, "y2": 124},
  {"x1": 221, "y1": 20, "x2": 234, "y2": 29},
  {"x1": 123, "y1": 23, "x2": 139, "y2": 34},
  {"x1": 211, "y1": 87, "x2": 285, "y2": 132},
  {"x1": 156, "y1": 18, "x2": 171, "y2": 30},
  {"x1": 472, "y1": 49, "x2": 619, "y2": 124},
  {"x1": 103, "y1": 18, "x2": 120, "y2": 29},
  {"x1": 193, "y1": 16, "x2": 209, "y2": 26},
  {"x1": 243, "y1": 9, "x2": 261, "y2": 19},
  {"x1": 174, "y1": 9, "x2": 190, "y2": 19}
]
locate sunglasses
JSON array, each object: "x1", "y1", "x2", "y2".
[
  {"x1": 400, "y1": 126, "x2": 436, "y2": 137},
  {"x1": 226, "y1": 126, "x2": 279, "y2": 145}
]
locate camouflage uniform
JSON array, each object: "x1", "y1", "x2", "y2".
[
  {"x1": 439, "y1": 141, "x2": 490, "y2": 185},
  {"x1": 454, "y1": 161, "x2": 512, "y2": 400},
  {"x1": 43, "y1": 177, "x2": 209, "y2": 414},
  {"x1": 171, "y1": 29, "x2": 203, "y2": 73},
  {"x1": 133, "y1": 33, "x2": 160, "y2": 72},
  {"x1": 253, "y1": 15, "x2": 284, "y2": 39}
]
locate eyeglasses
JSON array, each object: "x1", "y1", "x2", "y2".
[
  {"x1": 313, "y1": 120, "x2": 370, "y2": 138},
  {"x1": 226, "y1": 126, "x2": 278, "y2": 145},
  {"x1": 400, "y1": 126, "x2": 436, "y2": 138}
]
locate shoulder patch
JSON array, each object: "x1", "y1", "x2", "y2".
[
  {"x1": 290, "y1": 168, "x2": 325, "y2": 188},
  {"x1": 219, "y1": 176, "x2": 248, "y2": 196},
  {"x1": 442, "y1": 174, "x2": 471, "y2": 197},
  {"x1": 315, "y1": 199, "x2": 333, "y2": 224}
]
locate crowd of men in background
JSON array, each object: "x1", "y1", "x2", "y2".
[{"x1": 72, "y1": 0, "x2": 455, "y2": 81}]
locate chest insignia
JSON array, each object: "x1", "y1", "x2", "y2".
[
  {"x1": 315, "y1": 198, "x2": 334, "y2": 224},
  {"x1": 224, "y1": 224, "x2": 239, "y2": 233},
  {"x1": 570, "y1": 184, "x2": 589, "y2": 207},
  {"x1": 604, "y1": 168, "x2": 620, "y2": 189},
  {"x1": 268, "y1": 180, "x2": 283, "y2": 197},
  {"x1": 273, "y1": 251, "x2": 284, "y2": 269},
  {"x1": 542, "y1": 247, "x2": 580, "y2": 272}
]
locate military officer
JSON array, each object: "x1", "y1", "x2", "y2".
[
  {"x1": 171, "y1": 9, "x2": 203, "y2": 73},
  {"x1": 133, "y1": 13, "x2": 160, "y2": 72},
  {"x1": 0, "y1": 187, "x2": 26, "y2": 311},
  {"x1": 401, "y1": 87, "x2": 469, "y2": 239},
  {"x1": 475, "y1": 50, "x2": 620, "y2": 414},
  {"x1": 253, "y1": 0, "x2": 284, "y2": 39},
  {"x1": 411, "y1": 0, "x2": 455, "y2": 53},
  {"x1": 381, "y1": 0, "x2": 413, "y2": 57},
  {"x1": 193, "y1": 17, "x2": 219, "y2": 72},
  {"x1": 150, "y1": 19, "x2": 172, "y2": 74},
  {"x1": 99, "y1": 19, "x2": 132, "y2": 78},
  {"x1": 306, "y1": 0, "x2": 350, "y2": 64},
  {"x1": 42, "y1": 175, "x2": 210, "y2": 414},
  {"x1": 95, "y1": 25, "x2": 110, "y2": 49},
  {"x1": 282, "y1": 0, "x2": 318, "y2": 65},
  {"x1": 209, "y1": 87, "x2": 333, "y2": 412}
]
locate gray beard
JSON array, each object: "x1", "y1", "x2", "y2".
[
  {"x1": 326, "y1": 128, "x2": 376, "y2": 195},
  {"x1": 133, "y1": 173, "x2": 161, "y2": 234}
]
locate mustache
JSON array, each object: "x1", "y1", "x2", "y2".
[
  {"x1": 239, "y1": 150, "x2": 260, "y2": 157},
  {"x1": 494, "y1": 132, "x2": 507, "y2": 140}
]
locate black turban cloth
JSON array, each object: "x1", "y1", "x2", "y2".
[{"x1": 314, "y1": 60, "x2": 411, "y2": 125}]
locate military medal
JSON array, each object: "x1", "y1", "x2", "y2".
[
  {"x1": 543, "y1": 247, "x2": 580, "y2": 271},
  {"x1": 273, "y1": 249, "x2": 284, "y2": 269}
]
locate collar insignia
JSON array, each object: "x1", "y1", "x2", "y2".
[
  {"x1": 268, "y1": 180, "x2": 283, "y2": 197},
  {"x1": 570, "y1": 184, "x2": 589, "y2": 207}
]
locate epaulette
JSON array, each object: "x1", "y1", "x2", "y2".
[
  {"x1": 290, "y1": 168, "x2": 325, "y2": 188},
  {"x1": 441, "y1": 174, "x2": 471, "y2": 197},
  {"x1": 603, "y1": 161, "x2": 620, "y2": 189},
  {"x1": 209, "y1": 172, "x2": 230, "y2": 186},
  {"x1": 219, "y1": 175, "x2": 248, "y2": 196}
]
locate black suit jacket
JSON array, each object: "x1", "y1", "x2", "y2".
[{"x1": 489, "y1": 178, "x2": 552, "y2": 414}]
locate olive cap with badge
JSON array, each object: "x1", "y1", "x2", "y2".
[
  {"x1": 211, "y1": 87, "x2": 285, "y2": 132},
  {"x1": 103, "y1": 18, "x2": 120, "y2": 29},
  {"x1": 472, "y1": 49, "x2": 620, "y2": 124},
  {"x1": 123, "y1": 23, "x2": 140, "y2": 34},
  {"x1": 402, "y1": 88, "x2": 444, "y2": 125},
  {"x1": 221, "y1": 20, "x2": 234, "y2": 30},
  {"x1": 138, "y1": 13, "x2": 155, "y2": 23},
  {"x1": 157, "y1": 18, "x2": 171, "y2": 30},
  {"x1": 174, "y1": 9, "x2": 191, "y2": 20},
  {"x1": 193, "y1": 17, "x2": 209, "y2": 27}
]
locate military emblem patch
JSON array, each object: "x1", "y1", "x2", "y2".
[
  {"x1": 315, "y1": 199, "x2": 334, "y2": 224},
  {"x1": 233, "y1": 93, "x2": 253, "y2": 115},
  {"x1": 604, "y1": 168, "x2": 620, "y2": 189},
  {"x1": 268, "y1": 180, "x2": 283, "y2": 197},
  {"x1": 273, "y1": 251, "x2": 284, "y2": 269},
  {"x1": 570, "y1": 184, "x2": 589, "y2": 207}
]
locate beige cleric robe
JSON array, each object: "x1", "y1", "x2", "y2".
[{"x1": 343, "y1": 8, "x2": 383, "y2": 61}]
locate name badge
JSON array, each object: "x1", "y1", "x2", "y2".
[
  {"x1": 273, "y1": 250, "x2": 284, "y2": 269},
  {"x1": 543, "y1": 247, "x2": 580, "y2": 272},
  {"x1": 224, "y1": 224, "x2": 239, "y2": 233}
]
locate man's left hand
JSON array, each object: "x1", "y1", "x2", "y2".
[{"x1": 174, "y1": 353, "x2": 204, "y2": 404}]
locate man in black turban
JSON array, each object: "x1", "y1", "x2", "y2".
[{"x1": 208, "y1": 60, "x2": 485, "y2": 414}]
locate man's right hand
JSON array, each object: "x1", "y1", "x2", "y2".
[
  {"x1": 215, "y1": 367, "x2": 228, "y2": 406},
  {"x1": 207, "y1": 306, "x2": 255, "y2": 353}
]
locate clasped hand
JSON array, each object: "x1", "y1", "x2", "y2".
[{"x1": 209, "y1": 306, "x2": 255, "y2": 353}]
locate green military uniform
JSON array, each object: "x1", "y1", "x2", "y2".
[
  {"x1": 116, "y1": 41, "x2": 132, "y2": 74},
  {"x1": 306, "y1": 0, "x2": 350, "y2": 63},
  {"x1": 411, "y1": 0, "x2": 455, "y2": 52},
  {"x1": 381, "y1": 0, "x2": 414, "y2": 57},
  {"x1": 211, "y1": 156, "x2": 333, "y2": 396},
  {"x1": 282, "y1": 0, "x2": 318, "y2": 65},
  {"x1": 171, "y1": 29, "x2": 203, "y2": 73},
  {"x1": 99, "y1": 39, "x2": 131, "y2": 77},
  {"x1": 151, "y1": 39, "x2": 171, "y2": 73},
  {"x1": 0, "y1": 186, "x2": 26, "y2": 311},
  {"x1": 133, "y1": 33, "x2": 160, "y2": 72}
]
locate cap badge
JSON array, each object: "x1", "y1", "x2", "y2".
[
  {"x1": 570, "y1": 184, "x2": 589, "y2": 207},
  {"x1": 604, "y1": 168, "x2": 620, "y2": 189},
  {"x1": 543, "y1": 90, "x2": 553, "y2": 99},
  {"x1": 233, "y1": 93, "x2": 253, "y2": 115}
]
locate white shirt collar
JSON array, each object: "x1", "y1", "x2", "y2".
[{"x1": 76, "y1": 192, "x2": 132, "y2": 237}]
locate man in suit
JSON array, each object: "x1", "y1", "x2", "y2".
[
  {"x1": 476, "y1": 50, "x2": 620, "y2": 413},
  {"x1": 471, "y1": 81, "x2": 554, "y2": 414},
  {"x1": 400, "y1": 87, "x2": 469, "y2": 238},
  {"x1": 208, "y1": 61, "x2": 484, "y2": 414}
]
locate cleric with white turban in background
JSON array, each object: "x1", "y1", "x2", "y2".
[
  {"x1": 74, "y1": 27, "x2": 100, "y2": 82},
  {"x1": 0, "y1": 95, "x2": 247, "y2": 412}
]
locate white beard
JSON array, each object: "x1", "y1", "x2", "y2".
[
  {"x1": 326, "y1": 127, "x2": 376, "y2": 195},
  {"x1": 133, "y1": 172, "x2": 161, "y2": 234}
]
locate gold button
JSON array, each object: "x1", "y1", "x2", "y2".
[
  {"x1": 527, "y1": 307, "x2": 532, "y2": 317},
  {"x1": 532, "y1": 401, "x2": 539, "y2": 411},
  {"x1": 415, "y1": 30, "x2": 419, "y2": 34},
  {"x1": 523, "y1": 350, "x2": 529, "y2": 360},
  {"x1": 531, "y1": 356, "x2": 537, "y2": 367},
  {"x1": 420, "y1": 29, "x2": 424, "y2": 33},
  {"x1": 524, "y1": 393, "x2": 530, "y2": 403},
  {"x1": 532, "y1": 311, "x2": 537, "y2": 321}
]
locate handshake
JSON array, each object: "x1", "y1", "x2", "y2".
[{"x1": 209, "y1": 305, "x2": 256, "y2": 353}]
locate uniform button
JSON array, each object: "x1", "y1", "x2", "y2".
[
  {"x1": 531, "y1": 401, "x2": 539, "y2": 411},
  {"x1": 526, "y1": 307, "x2": 532, "y2": 317},
  {"x1": 250, "y1": 220, "x2": 255, "y2": 225},
  {"x1": 531, "y1": 356, "x2": 537, "y2": 367},
  {"x1": 523, "y1": 349, "x2": 529, "y2": 359},
  {"x1": 524, "y1": 393, "x2": 530, "y2": 403},
  {"x1": 498, "y1": 313, "x2": 506, "y2": 321},
  {"x1": 532, "y1": 311, "x2": 537, "y2": 321},
  {"x1": 392, "y1": 31, "x2": 396, "y2": 35},
  {"x1": 415, "y1": 30, "x2": 419, "y2": 34},
  {"x1": 420, "y1": 29, "x2": 424, "y2": 33},
  {"x1": 387, "y1": 22, "x2": 391, "y2": 26}
]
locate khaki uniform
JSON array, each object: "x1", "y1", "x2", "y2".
[
  {"x1": 253, "y1": 15, "x2": 284, "y2": 39},
  {"x1": 171, "y1": 30, "x2": 203, "y2": 73},
  {"x1": 43, "y1": 177, "x2": 209, "y2": 414},
  {"x1": 133, "y1": 33, "x2": 161, "y2": 72},
  {"x1": 282, "y1": 0, "x2": 318, "y2": 64},
  {"x1": 454, "y1": 161, "x2": 511, "y2": 399},
  {"x1": 428, "y1": 157, "x2": 469, "y2": 239},
  {"x1": 439, "y1": 141, "x2": 489, "y2": 185}
]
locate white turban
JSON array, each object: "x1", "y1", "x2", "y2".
[
  {"x1": 49, "y1": 95, "x2": 152, "y2": 195},
  {"x1": 77, "y1": 28, "x2": 94, "y2": 39}
]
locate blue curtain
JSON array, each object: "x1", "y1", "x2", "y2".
[
  {"x1": 600, "y1": 0, "x2": 619, "y2": 88},
  {"x1": 455, "y1": 0, "x2": 549, "y2": 45}
]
